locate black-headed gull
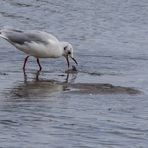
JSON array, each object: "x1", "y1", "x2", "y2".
[{"x1": 0, "y1": 28, "x2": 78, "y2": 71}]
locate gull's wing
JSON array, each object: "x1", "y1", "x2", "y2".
[{"x1": 0, "y1": 28, "x2": 59, "y2": 46}]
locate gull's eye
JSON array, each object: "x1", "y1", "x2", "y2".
[{"x1": 64, "y1": 47, "x2": 67, "y2": 50}]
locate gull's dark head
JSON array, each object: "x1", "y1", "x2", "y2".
[{"x1": 62, "y1": 42, "x2": 78, "y2": 67}]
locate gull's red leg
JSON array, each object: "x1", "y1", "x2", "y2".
[
  {"x1": 37, "y1": 58, "x2": 42, "y2": 71},
  {"x1": 23, "y1": 56, "x2": 29, "y2": 70}
]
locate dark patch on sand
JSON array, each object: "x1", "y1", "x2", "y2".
[
  {"x1": 5, "y1": 80, "x2": 141, "y2": 99},
  {"x1": 4, "y1": 70, "x2": 141, "y2": 99},
  {"x1": 70, "y1": 83, "x2": 141, "y2": 95}
]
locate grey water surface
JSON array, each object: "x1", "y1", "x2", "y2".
[{"x1": 0, "y1": 0, "x2": 148, "y2": 148}]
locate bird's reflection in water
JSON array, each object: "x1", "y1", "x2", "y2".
[
  {"x1": 10, "y1": 70, "x2": 77, "y2": 99},
  {"x1": 6, "y1": 69, "x2": 140, "y2": 99}
]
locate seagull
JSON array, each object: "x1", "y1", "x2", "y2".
[{"x1": 0, "y1": 28, "x2": 78, "y2": 71}]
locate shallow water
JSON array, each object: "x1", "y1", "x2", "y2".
[{"x1": 0, "y1": 0, "x2": 148, "y2": 147}]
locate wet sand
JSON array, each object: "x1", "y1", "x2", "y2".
[{"x1": 2, "y1": 69, "x2": 141, "y2": 98}]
